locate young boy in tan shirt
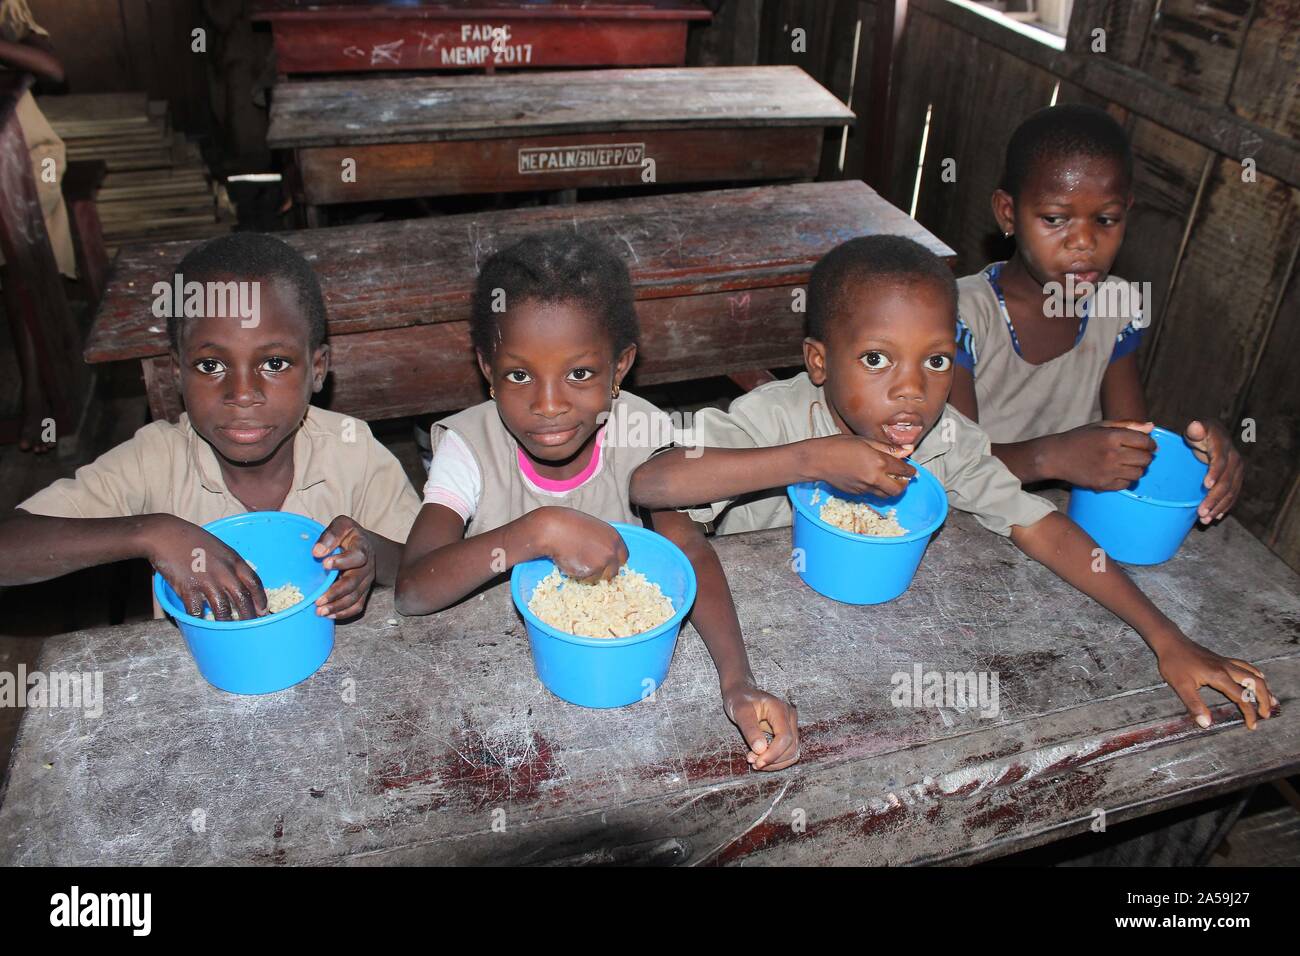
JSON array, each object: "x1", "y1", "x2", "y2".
[{"x1": 0, "y1": 233, "x2": 421, "y2": 621}]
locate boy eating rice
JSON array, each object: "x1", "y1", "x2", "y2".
[
  {"x1": 0, "y1": 233, "x2": 421, "y2": 621},
  {"x1": 631, "y1": 235, "x2": 1276, "y2": 730}
]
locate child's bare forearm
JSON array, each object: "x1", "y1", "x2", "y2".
[
  {"x1": 395, "y1": 515, "x2": 537, "y2": 616},
  {"x1": 1010, "y1": 512, "x2": 1182, "y2": 653},
  {"x1": 631, "y1": 442, "x2": 815, "y2": 510},
  {"x1": 990, "y1": 436, "x2": 1059, "y2": 485},
  {"x1": 649, "y1": 510, "x2": 755, "y2": 692},
  {"x1": 0, "y1": 510, "x2": 161, "y2": 584}
]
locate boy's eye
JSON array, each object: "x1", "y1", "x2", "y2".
[
  {"x1": 194, "y1": 358, "x2": 225, "y2": 375},
  {"x1": 567, "y1": 368, "x2": 595, "y2": 383},
  {"x1": 927, "y1": 355, "x2": 953, "y2": 372},
  {"x1": 1042, "y1": 215, "x2": 1066, "y2": 226},
  {"x1": 261, "y1": 356, "x2": 292, "y2": 373},
  {"x1": 861, "y1": 351, "x2": 893, "y2": 370},
  {"x1": 1098, "y1": 215, "x2": 1120, "y2": 226},
  {"x1": 504, "y1": 370, "x2": 531, "y2": 384}
]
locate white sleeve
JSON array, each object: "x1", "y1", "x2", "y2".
[{"x1": 422, "y1": 427, "x2": 482, "y2": 523}]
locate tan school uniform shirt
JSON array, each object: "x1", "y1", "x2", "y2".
[
  {"x1": 433, "y1": 390, "x2": 675, "y2": 537},
  {"x1": 681, "y1": 372, "x2": 1054, "y2": 537},
  {"x1": 955, "y1": 264, "x2": 1146, "y2": 444},
  {"x1": 19, "y1": 406, "x2": 422, "y2": 614}
]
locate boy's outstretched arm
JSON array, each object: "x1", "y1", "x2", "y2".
[
  {"x1": 630, "y1": 436, "x2": 913, "y2": 511},
  {"x1": 646, "y1": 508, "x2": 799, "y2": 771},
  {"x1": 1010, "y1": 511, "x2": 1276, "y2": 728},
  {"x1": 0, "y1": 509, "x2": 267, "y2": 619},
  {"x1": 394, "y1": 503, "x2": 627, "y2": 616}
]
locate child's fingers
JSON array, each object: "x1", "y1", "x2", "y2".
[
  {"x1": 758, "y1": 703, "x2": 798, "y2": 769},
  {"x1": 234, "y1": 561, "x2": 267, "y2": 613},
  {"x1": 731, "y1": 706, "x2": 770, "y2": 763},
  {"x1": 318, "y1": 575, "x2": 365, "y2": 613},
  {"x1": 200, "y1": 580, "x2": 235, "y2": 621},
  {"x1": 1207, "y1": 674, "x2": 1258, "y2": 730},
  {"x1": 312, "y1": 517, "x2": 354, "y2": 558},
  {"x1": 324, "y1": 547, "x2": 367, "y2": 572},
  {"x1": 1228, "y1": 665, "x2": 1273, "y2": 720},
  {"x1": 1169, "y1": 679, "x2": 1213, "y2": 729},
  {"x1": 326, "y1": 593, "x2": 367, "y2": 620}
]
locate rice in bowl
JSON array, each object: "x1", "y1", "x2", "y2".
[
  {"x1": 819, "y1": 494, "x2": 909, "y2": 537},
  {"x1": 528, "y1": 566, "x2": 675, "y2": 638}
]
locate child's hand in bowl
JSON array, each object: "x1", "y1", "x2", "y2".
[
  {"x1": 811, "y1": 434, "x2": 915, "y2": 498},
  {"x1": 314, "y1": 516, "x2": 375, "y2": 619},
  {"x1": 1184, "y1": 419, "x2": 1243, "y2": 524},
  {"x1": 724, "y1": 681, "x2": 800, "y2": 771},
  {"x1": 147, "y1": 515, "x2": 266, "y2": 620},
  {"x1": 1049, "y1": 420, "x2": 1156, "y2": 491},
  {"x1": 1154, "y1": 630, "x2": 1278, "y2": 730},
  {"x1": 530, "y1": 507, "x2": 628, "y2": 583}
]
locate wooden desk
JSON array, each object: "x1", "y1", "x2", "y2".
[
  {"x1": 0, "y1": 504, "x2": 1295, "y2": 865},
  {"x1": 266, "y1": 66, "x2": 855, "y2": 208},
  {"x1": 85, "y1": 180, "x2": 951, "y2": 423},
  {"x1": 252, "y1": 0, "x2": 713, "y2": 75}
]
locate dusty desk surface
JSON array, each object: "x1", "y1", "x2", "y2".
[
  {"x1": 269, "y1": 66, "x2": 855, "y2": 203},
  {"x1": 1, "y1": 500, "x2": 1297, "y2": 866},
  {"x1": 267, "y1": 67, "x2": 854, "y2": 149}
]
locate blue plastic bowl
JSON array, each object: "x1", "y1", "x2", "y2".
[
  {"x1": 786, "y1": 461, "x2": 949, "y2": 604},
  {"x1": 153, "y1": 511, "x2": 339, "y2": 695},
  {"x1": 510, "y1": 522, "x2": 697, "y2": 709},
  {"x1": 1067, "y1": 426, "x2": 1209, "y2": 565}
]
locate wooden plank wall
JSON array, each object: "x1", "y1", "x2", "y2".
[{"x1": 734, "y1": 0, "x2": 1300, "y2": 571}]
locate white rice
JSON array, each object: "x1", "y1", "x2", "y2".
[
  {"x1": 528, "y1": 566, "x2": 675, "y2": 638},
  {"x1": 819, "y1": 494, "x2": 909, "y2": 537},
  {"x1": 203, "y1": 582, "x2": 306, "y2": 620}
]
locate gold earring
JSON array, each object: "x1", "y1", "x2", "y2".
[
  {"x1": 489, "y1": 386, "x2": 496, "y2": 400},
  {"x1": 611, "y1": 383, "x2": 620, "y2": 399}
]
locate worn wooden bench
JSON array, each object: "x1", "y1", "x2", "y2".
[
  {"x1": 252, "y1": 0, "x2": 713, "y2": 75},
  {"x1": 1, "y1": 501, "x2": 1295, "y2": 865},
  {"x1": 266, "y1": 66, "x2": 855, "y2": 213},
  {"x1": 86, "y1": 179, "x2": 953, "y2": 423}
]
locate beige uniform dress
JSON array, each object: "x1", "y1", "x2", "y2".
[
  {"x1": 432, "y1": 390, "x2": 676, "y2": 536},
  {"x1": 955, "y1": 263, "x2": 1146, "y2": 444},
  {"x1": 20, "y1": 406, "x2": 422, "y2": 615},
  {"x1": 0, "y1": 21, "x2": 75, "y2": 278},
  {"x1": 682, "y1": 372, "x2": 1054, "y2": 537}
]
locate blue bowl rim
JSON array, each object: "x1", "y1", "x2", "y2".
[
  {"x1": 153, "y1": 511, "x2": 340, "y2": 630},
  {"x1": 510, "y1": 521, "x2": 697, "y2": 648},
  {"x1": 1072, "y1": 426, "x2": 1208, "y2": 510},
  {"x1": 785, "y1": 458, "x2": 950, "y2": 546}
]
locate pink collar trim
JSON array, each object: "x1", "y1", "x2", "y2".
[{"x1": 516, "y1": 426, "x2": 605, "y2": 492}]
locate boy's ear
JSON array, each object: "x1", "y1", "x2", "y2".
[
  {"x1": 475, "y1": 349, "x2": 494, "y2": 385},
  {"x1": 311, "y1": 343, "x2": 330, "y2": 393},
  {"x1": 170, "y1": 349, "x2": 183, "y2": 393},
  {"x1": 991, "y1": 189, "x2": 1016, "y2": 237},
  {"x1": 803, "y1": 337, "x2": 829, "y2": 386},
  {"x1": 613, "y1": 344, "x2": 637, "y2": 386}
]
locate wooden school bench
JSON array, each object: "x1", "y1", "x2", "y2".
[
  {"x1": 85, "y1": 179, "x2": 952, "y2": 424},
  {"x1": 266, "y1": 66, "x2": 855, "y2": 215},
  {"x1": 252, "y1": 0, "x2": 713, "y2": 75},
  {"x1": 1, "y1": 497, "x2": 1295, "y2": 865}
]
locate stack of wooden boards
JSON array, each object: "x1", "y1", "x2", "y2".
[{"x1": 36, "y1": 93, "x2": 233, "y2": 252}]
